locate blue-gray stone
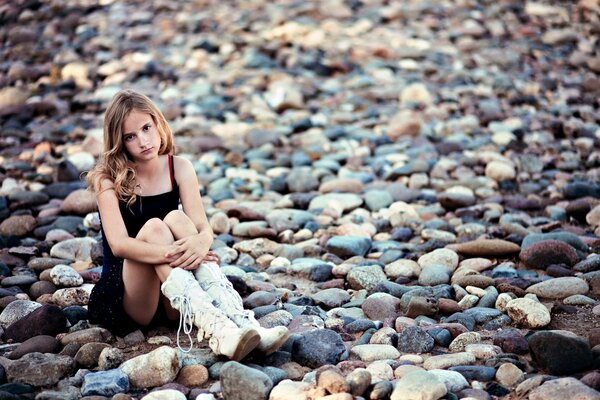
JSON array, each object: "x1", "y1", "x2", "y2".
[
  {"x1": 292, "y1": 329, "x2": 346, "y2": 368},
  {"x1": 260, "y1": 366, "x2": 287, "y2": 386},
  {"x1": 373, "y1": 281, "x2": 412, "y2": 298},
  {"x1": 563, "y1": 181, "x2": 600, "y2": 199},
  {"x1": 286, "y1": 168, "x2": 319, "y2": 193},
  {"x1": 449, "y1": 366, "x2": 497, "y2": 382},
  {"x1": 356, "y1": 328, "x2": 377, "y2": 345},
  {"x1": 345, "y1": 319, "x2": 376, "y2": 334},
  {"x1": 478, "y1": 287, "x2": 499, "y2": 308},
  {"x1": 371, "y1": 240, "x2": 408, "y2": 253},
  {"x1": 81, "y1": 369, "x2": 128, "y2": 397},
  {"x1": 0, "y1": 263, "x2": 10, "y2": 278},
  {"x1": 308, "y1": 264, "x2": 332, "y2": 282},
  {"x1": 418, "y1": 264, "x2": 451, "y2": 286},
  {"x1": 252, "y1": 305, "x2": 279, "y2": 319},
  {"x1": 42, "y1": 182, "x2": 85, "y2": 199},
  {"x1": 463, "y1": 307, "x2": 502, "y2": 324},
  {"x1": 62, "y1": 306, "x2": 88, "y2": 326},
  {"x1": 291, "y1": 152, "x2": 311, "y2": 166},
  {"x1": 269, "y1": 175, "x2": 287, "y2": 193},
  {"x1": 365, "y1": 190, "x2": 394, "y2": 211},
  {"x1": 397, "y1": 326, "x2": 435, "y2": 353},
  {"x1": 49, "y1": 217, "x2": 85, "y2": 234},
  {"x1": 522, "y1": 232, "x2": 588, "y2": 252},
  {"x1": 266, "y1": 209, "x2": 315, "y2": 232},
  {"x1": 208, "y1": 361, "x2": 226, "y2": 379},
  {"x1": 379, "y1": 249, "x2": 404, "y2": 264},
  {"x1": 208, "y1": 183, "x2": 235, "y2": 202},
  {"x1": 442, "y1": 313, "x2": 476, "y2": 331},
  {"x1": 0, "y1": 383, "x2": 35, "y2": 395},
  {"x1": 573, "y1": 254, "x2": 600, "y2": 273},
  {"x1": 492, "y1": 265, "x2": 518, "y2": 279},
  {"x1": 427, "y1": 328, "x2": 453, "y2": 347},
  {"x1": 546, "y1": 205, "x2": 567, "y2": 221},
  {"x1": 9, "y1": 191, "x2": 49, "y2": 207},
  {"x1": 313, "y1": 159, "x2": 341, "y2": 172},
  {"x1": 432, "y1": 285, "x2": 454, "y2": 299},
  {"x1": 326, "y1": 236, "x2": 372, "y2": 258},
  {"x1": 482, "y1": 315, "x2": 512, "y2": 330}
]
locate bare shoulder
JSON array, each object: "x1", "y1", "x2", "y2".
[
  {"x1": 97, "y1": 177, "x2": 115, "y2": 192},
  {"x1": 173, "y1": 155, "x2": 193, "y2": 169},
  {"x1": 173, "y1": 156, "x2": 196, "y2": 178}
]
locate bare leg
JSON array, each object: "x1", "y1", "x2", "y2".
[
  {"x1": 122, "y1": 218, "x2": 176, "y2": 325},
  {"x1": 163, "y1": 209, "x2": 198, "y2": 239}
]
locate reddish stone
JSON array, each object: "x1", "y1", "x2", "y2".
[{"x1": 519, "y1": 240, "x2": 580, "y2": 269}]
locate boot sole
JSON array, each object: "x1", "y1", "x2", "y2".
[
  {"x1": 258, "y1": 330, "x2": 291, "y2": 355},
  {"x1": 231, "y1": 328, "x2": 261, "y2": 361}
]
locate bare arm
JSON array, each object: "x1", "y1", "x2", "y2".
[
  {"x1": 166, "y1": 157, "x2": 214, "y2": 268},
  {"x1": 96, "y1": 179, "x2": 177, "y2": 265}
]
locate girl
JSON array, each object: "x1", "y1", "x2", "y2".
[{"x1": 86, "y1": 90, "x2": 288, "y2": 360}]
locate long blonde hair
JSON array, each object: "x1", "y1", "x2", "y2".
[{"x1": 86, "y1": 90, "x2": 175, "y2": 207}]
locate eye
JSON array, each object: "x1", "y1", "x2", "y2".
[
  {"x1": 143, "y1": 124, "x2": 152, "y2": 132},
  {"x1": 124, "y1": 134, "x2": 135, "y2": 142}
]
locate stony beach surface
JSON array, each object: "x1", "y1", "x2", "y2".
[{"x1": 1, "y1": 0, "x2": 600, "y2": 399}]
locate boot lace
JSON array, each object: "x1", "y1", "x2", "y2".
[
  {"x1": 202, "y1": 263, "x2": 245, "y2": 307},
  {"x1": 172, "y1": 284, "x2": 195, "y2": 353}
]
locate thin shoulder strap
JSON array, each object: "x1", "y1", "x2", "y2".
[{"x1": 168, "y1": 154, "x2": 176, "y2": 189}]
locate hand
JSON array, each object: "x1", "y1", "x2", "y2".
[
  {"x1": 166, "y1": 234, "x2": 211, "y2": 270},
  {"x1": 200, "y1": 250, "x2": 220, "y2": 264}
]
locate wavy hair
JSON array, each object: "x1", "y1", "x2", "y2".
[{"x1": 85, "y1": 90, "x2": 175, "y2": 208}]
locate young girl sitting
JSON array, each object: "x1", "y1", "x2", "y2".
[{"x1": 86, "y1": 89, "x2": 288, "y2": 360}]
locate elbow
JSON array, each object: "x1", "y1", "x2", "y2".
[{"x1": 109, "y1": 241, "x2": 125, "y2": 258}]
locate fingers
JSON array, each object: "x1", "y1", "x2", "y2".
[{"x1": 170, "y1": 250, "x2": 198, "y2": 269}]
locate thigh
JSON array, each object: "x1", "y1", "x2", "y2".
[{"x1": 122, "y1": 218, "x2": 174, "y2": 326}]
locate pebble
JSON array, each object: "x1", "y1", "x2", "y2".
[
  {"x1": 396, "y1": 326, "x2": 435, "y2": 354},
  {"x1": 6, "y1": 353, "x2": 74, "y2": 387},
  {"x1": 428, "y1": 369, "x2": 469, "y2": 392},
  {"x1": 505, "y1": 298, "x2": 551, "y2": 328},
  {"x1": 495, "y1": 363, "x2": 524, "y2": 387},
  {"x1": 528, "y1": 330, "x2": 594, "y2": 375},
  {"x1": 347, "y1": 265, "x2": 387, "y2": 292},
  {"x1": 121, "y1": 346, "x2": 179, "y2": 389},
  {"x1": 390, "y1": 370, "x2": 447, "y2": 400},
  {"x1": 292, "y1": 329, "x2": 345, "y2": 368},
  {"x1": 450, "y1": 240, "x2": 521, "y2": 257},
  {"x1": 529, "y1": 377, "x2": 600, "y2": 400},
  {"x1": 81, "y1": 369, "x2": 129, "y2": 397},
  {"x1": 423, "y1": 352, "x2": 477, "y2": 370},
  {"x1": 220, "y1": 362, "x2": 273, "y2": 400},
  {"x1": 519, "y1": 240, "x2": 580, "y2": 269},
  {"x1": 526, "y1": 277, "x2": 589, "y2": 299}
]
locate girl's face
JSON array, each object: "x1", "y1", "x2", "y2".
[{"x1": 121, "y1": 110, "x2": 162, "y2": 163}]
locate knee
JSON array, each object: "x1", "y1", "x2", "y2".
[
  {"x1": 137, "y1": 218, "x2": 173, "y2": 243},
  {"x1": 164, "y1": 209, "x2": 192, "y2": 226}
]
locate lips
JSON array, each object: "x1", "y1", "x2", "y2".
[{"x1": 141, "y1": 147, "x2": 153, "y2": 154}]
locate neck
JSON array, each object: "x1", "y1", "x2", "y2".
[{"x1": 134, "y1": 155, "x2": 163, "y2": 179}]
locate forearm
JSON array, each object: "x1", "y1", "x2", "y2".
[{"x1": 111, "y1": 237, "x2": 171, "y2": 265}]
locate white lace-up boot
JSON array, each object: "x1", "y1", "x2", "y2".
[
  {"x1": 194, "y1": 262, "x2": 290, "y2": 355},
  {"x1": 161, "y1": 267, "x2": 260, "y2": 360}
]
